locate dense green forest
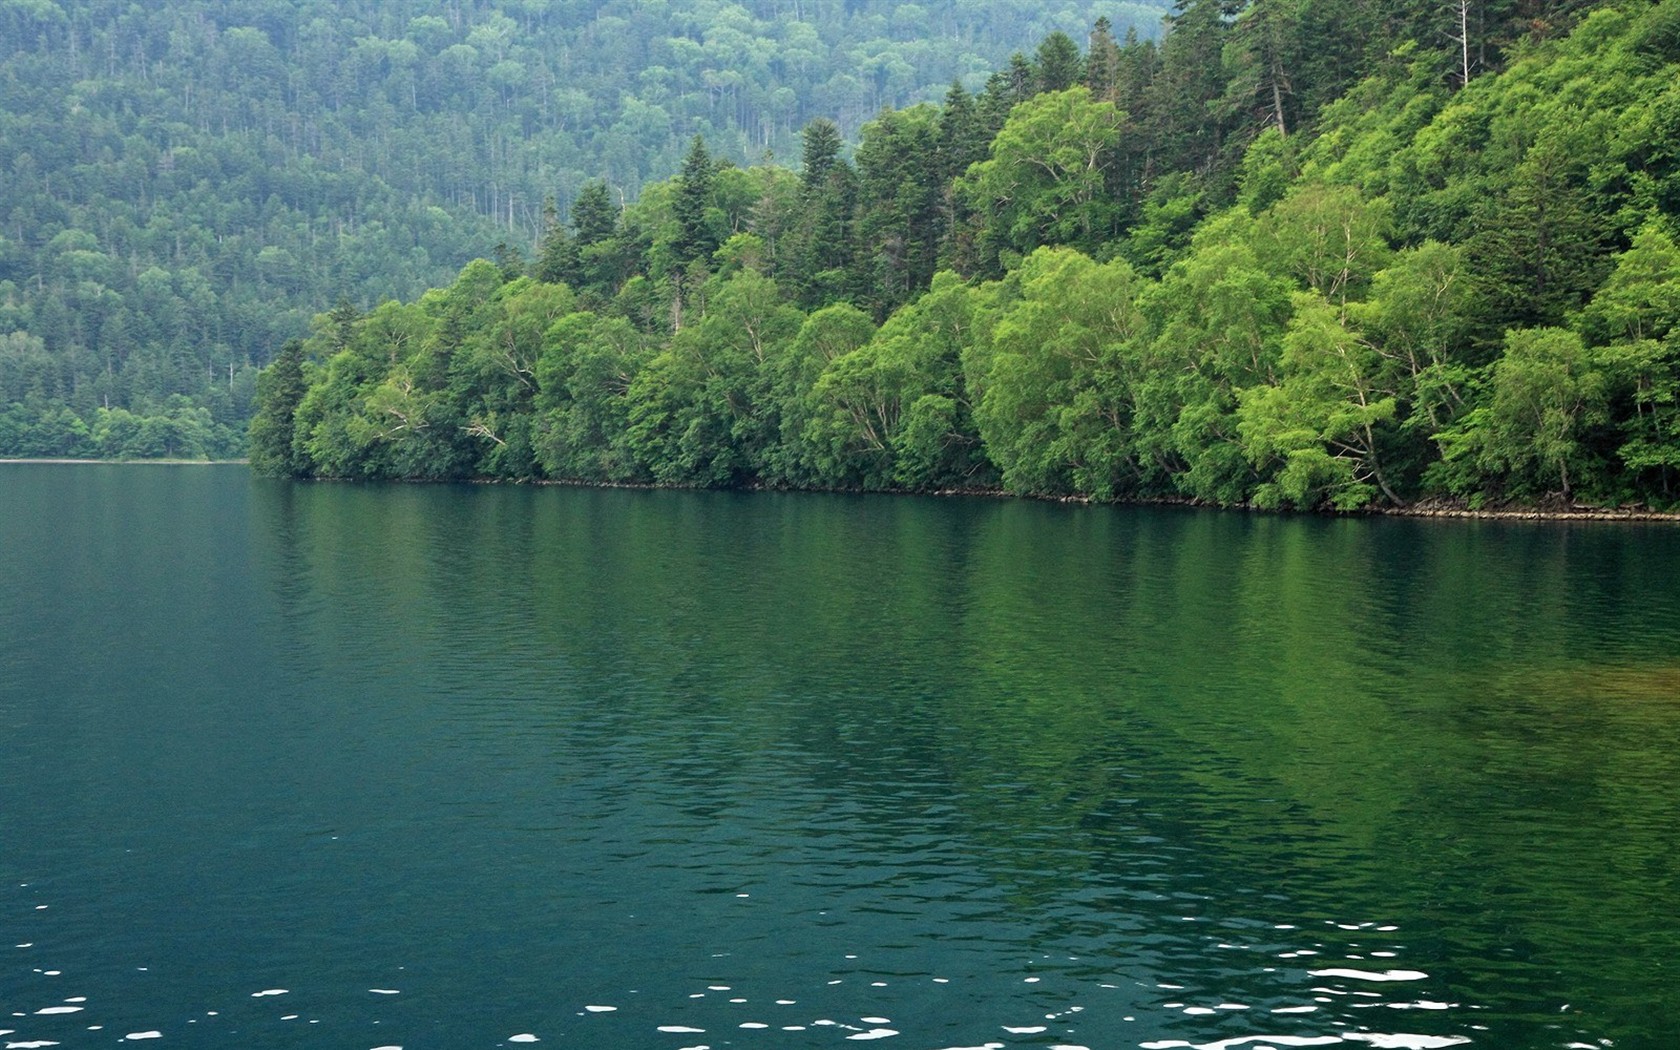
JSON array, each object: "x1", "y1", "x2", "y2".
[
  {"x1": 249, "y1": 0, "x2": 1680, "y2": 510},
  {"x1": 0, "y1": 0, "x2": 1169, "y2": 458}
]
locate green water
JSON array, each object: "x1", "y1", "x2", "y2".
[{"x1": 3, "y1": 463, "x2": 1679, "y2": 1049}]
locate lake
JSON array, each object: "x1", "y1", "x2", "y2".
[{"x1": 3, "y1": 463, "x2": 1679, "y2": 1049}]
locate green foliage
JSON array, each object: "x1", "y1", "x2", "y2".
[
  {"x1": 1034, "y1": 32, "x2": 1085, "y2": 92},
  {"x1": 957, "y1": 86, "x2": 1127, "y2": 267},
  {"x1": 3, "y1": 0, "x2": 1177, "y2": 455},
  {"x1": 1576, "y1": 224, "x2": 1680, "y2": 502},
  {"x1": 803, "y1": 272, "x2": 987, "y2": 489},
  {"x1": 1238, "y1": 291, "x2": 1399, "y2": 510},
  {"x1": 772, "y1": 302, "x2": 878, "y2": 485},
  {"x1": 535, "y1": 312, "x2": 652, "y2": 482},
  {"x1": 245, "y1": 0, "x2": 1680, "y2": 515},
  {"x1": 970, "y1": 248, "x2": 1147, "y2": 498},
  {"x1": 853, "y1": 105, "x2": 945, "y2": 316},
  {"x1": 1441, "y1": 328, "x2": 1611, "y2": 501},
  {"x1": 249, "y1": 340, "x2": 308, "y2": 475},
  {"x1": 673, "y1": 136, "x2": 721, "y2": 270}
]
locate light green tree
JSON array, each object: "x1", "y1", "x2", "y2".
[
  {"x1": 970, "y1": 247, "x2": 1147, "y2": 498},
  {"x1": 957, "y1": 86, "x2": 1125, "y2": 264},
  {"x1": 1575, "y1": 224, "x2": 1680, "y2": 501},
  {"x1": 1238, "y1": 290, "x2": 1402, "y2": 510},
  {"x1": 1443, "y1": 327, "x2": 1610, "y2": 501},
  {"x1": 534, "y1": 311, "x2": 651, "y2": 482}
]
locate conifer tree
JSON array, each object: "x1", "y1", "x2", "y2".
[
  {"x1": 799, "y1": 118, "x2": 845, "y2": 194},
  {"x1": 1085, "y1": 17, "x2": 1123, "y2": 101},
  {"x1": 248, "y1": 338, "x2": 307, "y2": 476},
  {"x1": 571, "y1": 181, "x2": 619, "y2": 247},
  {"x1": 1034, "y1": 31, "x2": 1084, "y2": 93},
  {"x1": 536, "y1": 196, "x2": 581, "y2": 286},
  {"x1": 673, "y1": 135, "x2": 718, "y2": 267}
]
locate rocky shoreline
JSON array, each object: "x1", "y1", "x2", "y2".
[{"x1": 10, "y1": 459, "x2": 1677, "y2": 522}]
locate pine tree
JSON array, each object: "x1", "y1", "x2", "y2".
[
  {"x1": 937, "y1": 80, "x2": 987, "y2": 183},
  {"x1": 1034, "y1": 31, "x2": 1084, "y2": 93},
  {"x1": 1084, "y1": 17, "x2": 1122, "y2": 101},
  {"x1": 673, "y1": 135, "x2": 717, "y2": 267},
  {"x1": 978, "y1": 53, "x2": 1037, "y2": 135},
  {"x1": 248, "y1": 338, "x2": 307, "y2": 476},
  {"x1": 536, "y1": 196, "x2": 581, "y2": 285},
  {"x1": 1143, "y1": 0, "x2": 1233, "y2": 185},
  {"x1": 571, "y1": 181, "x2": 619, "y2": 247},
  {"x1": 799, "y1": 118, "x2": 844, "y2": 196},
  {"x1": 326, "y1": 296, "x2": 360, "y2": 353}
]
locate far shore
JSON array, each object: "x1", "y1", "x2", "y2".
[
  {"x1": 0, "y1": 457, "x2": 248, "y2": 465},
  {"x1": 7, "y1": 458, "x2": 1676, "y2": 522}
]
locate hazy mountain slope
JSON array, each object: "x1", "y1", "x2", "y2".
[{"x1": 0, "y1": 0, "x2": 1171, "y2": 456}]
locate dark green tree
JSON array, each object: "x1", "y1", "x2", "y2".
[
  {"x1": 978, "y1": 53, "x2": 1037, "y2": 135},
  {"x1": 572, "y1": 181, "x2": 620, "y2": 248},
  {"x1": 790, "y1": 118, "x2": 859, "y2": 307},
  {"x1": 536, "y1": 196, "x2": 581, "y2": 286},
  {"x1": 1034, "y1": 31, "x2": 1084, "y2": 93},
  {"x1": 1085, "y1": 17, "x2": 1123, "y2": 101},
  {"x1": 799, "y1": 118, "x2": 845, "y2": 194},
  {"x1": 854, "y1": 105, "x2": 944, "y2": 316},
  {"x1": 673, "y1": 135, "x2": 719, "y2": 267},
  {"x1": 1144, "y1": 0, "x2": 1233, "y2": 188},
  {"x1": 248, "y1": 338, "x2": 308, "y2": 476}
]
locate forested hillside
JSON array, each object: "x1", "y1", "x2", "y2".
[
  {"x1": 0, "y1": 0, "x2": 1168, "y2": 458},
  {"x1": 251, "y1": 0, "x2": 1680, "y2": 511}
]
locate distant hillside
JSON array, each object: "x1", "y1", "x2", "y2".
[{"x1": 0, "y1": 0, "x2": 1170, "y2": 457}]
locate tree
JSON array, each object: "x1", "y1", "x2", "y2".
[
  {"x1": 572, "y1": 181, "x2": 620, "y2": 248},
  {"x1": 1469, "y1": 118, "x2": 1615, "y2": 332},
  {"x1": 1576, "y1": 225, "x2": 1680, "y2": 501},
  {"x1": 1257, "y1": 183, "x2": 1393, "y2": 306},
  {"x1": 673, "y1": 135, "x2": 719, "y2": 268},
  {"x1": 971, "y1": 248, "x2": 1149, "y2": 498},
  {"x1": 957, "y1": 86, "x2": 1126, "y2": 267},
  {"x1": 977, "y1": 53, "x2": 1037, "y2": 135},
  {"x1": 804, "y1": 272, "x2": 986, "y2": 489},
  {"x1": 1353, "y1": 240, "x2": 1476, "y2": 436},
  {"x1": 788, "y1": 119, "x2": 859, "y2": 307},
  {"x1": 799, "y1": 118, "x2": 845, "y2": 194},
  {"x1": 535, "y1": 196, "x2": 580, "y2": 286},
  {"x1": 534, "y1": 311, "x2": 652, "y2": 482},
  {"x1": 936, "y1": 80, "x2": 989, "y2": 184},
  {"x1": 1238, "y1": 290, "x2": 1403, "y2": 510},
  {"x1": 1085, "y1": 17, "x2": 1123, "y2": 101},
  {"x1": 1217, "y1": 0, "x2": 1303, "y2": 139},
  {"x1": 854, "y1": 105, "x2": 944, "y2": 316},
  {"x1": 248, "y1": 338, "x2": 308, "y2": 476},
  {"x1": 1144, "y1": 0, "x2": 1232, "y2": 184},
  {"x1": 1139, "y1": 209, "x2": 1294, "y2": 503},
  {"x1": 770, "y1": 302, "x2": 878, "y2": 485},
  {"x1": 1034, "y1": 31, "x2": 1084, "y2": 93},
  {"x1": 1445, "y1": 327, "x2": 1610, "y2": 500},
  {"x1": 625, "y1": 270, "x2": 804, "y2": 485}
]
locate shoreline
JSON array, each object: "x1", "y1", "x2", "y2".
[
  {"x1": 0, "y1": 457, "x2": 248, "y2": 465},
  {"x1": 9, "y1": 458, "x2": 1675, "y2": 522},
  {"x1": 1368, "y1": 502, "x2": 1680, "y2": 523},
  {"x1": 523, "y1": 476, "x2": 1680, "y2": 524}
]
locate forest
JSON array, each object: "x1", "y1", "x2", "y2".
[
  {"x1": 1, "y1": 0, "x2": 1167, "y2": 458},
  {"x1": 245, "y1": 0, "x2": 1680, "y2": 511}
]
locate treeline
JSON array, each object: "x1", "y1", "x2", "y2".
[
  {"x1": 255, "y1": 0, "x2": 1680, "y2": 510},
  {"x1": 0, "y1": 0, "x2": 1174, "y2": 458}
]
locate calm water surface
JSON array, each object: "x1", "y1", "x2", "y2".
[{"x1": 3, "y1": 464, "x2": 1679, "y2": 1050}]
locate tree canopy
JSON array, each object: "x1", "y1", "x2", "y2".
[
  {"x1": 250, "y1": 0, "x2": 1680, "y2": 514},
  {"x1": 0, "y1": 0, "x2": 1174, "y2": 458}
]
